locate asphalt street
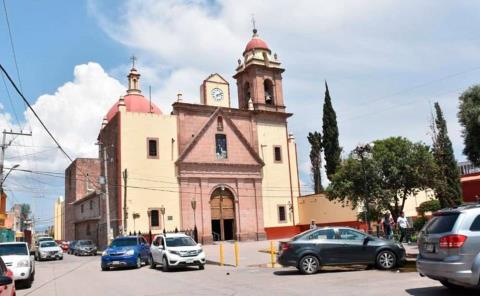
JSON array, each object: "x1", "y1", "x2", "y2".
[{"x1": 15, "y1": 254, "x2": 474, "y2": 296}]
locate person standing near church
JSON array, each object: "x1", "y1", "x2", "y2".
[
  {"x1": 397, "y1": 211, "x2": 409, "y2": 243},
  {"x1": 382, "y1": 213, "x2": 393, "y2": 240}
]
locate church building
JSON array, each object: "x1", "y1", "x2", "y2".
[{"x1": 98, "y1": 29, "x2": 301, "y2": 243}]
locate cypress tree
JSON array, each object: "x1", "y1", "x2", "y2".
[
  {"x1": 432, "y1": 102, "x2": 462, "y2": 207},
  {"x1": 308, "y1": 131, "x2": 323, "y2": 193},
  {"x1": 322, "y1": 81, "x2": 342, "y2": 180}
]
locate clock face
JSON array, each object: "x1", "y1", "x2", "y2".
[{"x1": 211, "y1": 88, "x2": 224, "y2": 102}]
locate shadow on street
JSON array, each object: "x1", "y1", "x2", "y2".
[
  {"x1": 273, "y1": 266, "x2": 365, "y2": 276},
  {"x1": 405, "y1": 286, "x2": 477, "y2": 296}
]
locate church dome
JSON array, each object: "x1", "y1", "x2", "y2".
[
  {"x1": 243, "y1": 29, "x2": 270, "y2": 54},
  {"x1": 106, "y1": 93, "x2": 162, "y2": 121}
]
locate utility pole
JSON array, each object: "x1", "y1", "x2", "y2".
[
  {"x1": 102, "y1": 146, "x2": 112, "y2": 244},
  {"x1": 0, "y1": 130, "x2": 32, "y2": 193},
  {"x1": 123, "y1": 169, "x2": 128, "y2": 235}
]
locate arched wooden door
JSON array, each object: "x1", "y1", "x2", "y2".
[{"x1": 210, "y1": 188, "x2": 235, "y2": 241}]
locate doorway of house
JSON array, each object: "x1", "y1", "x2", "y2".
[{"x1": 210, "y1": 187, "x2": 235, "y2": 241}]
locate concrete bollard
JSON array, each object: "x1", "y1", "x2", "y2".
[
  {"x1": 234, "y1": 241, "x2": 239, "y2": 267},
  {"x1": 270, "y1": 241, "x2": 275, "y2": 268},
  {"x1": 219, "y1": 243, "x2": 224, "y2": 266}
]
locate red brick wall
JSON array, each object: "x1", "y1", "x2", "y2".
[{"x1": 64, "y1": 158, "x2": 101, "y2": 241}]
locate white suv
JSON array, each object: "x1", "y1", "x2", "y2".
[
  {"x1": 150, "y1": 233, "x2": 206, "y2": 271},
  {"x1": 0, "y1": 242, "x2": 35, "y2": 288},
  {"x1": 37, "y1": 241, "x2": 63, "y2": 261}
]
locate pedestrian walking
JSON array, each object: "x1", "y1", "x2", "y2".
[
  {"x1": 397, "y1": 211, "x2": 409, "y2": 243},
  {"x1": 309, "y1": 220, "x2": 317, "y2": 230},
  {"x1": 382, "y1": 213, "x2": 393, "y2": 240}
]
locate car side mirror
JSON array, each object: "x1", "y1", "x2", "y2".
[
  {"x1": 197, "y1": 243, "x2": 202, "y2": 248},
  {"x1": 363, "y1": 237, "x2": 371, "y2": 245},
  {"x1": 0, "y1": 276, "x2": 12, "y2": 286},
  {"x1": 158, "y1": 245, "x2": 164, "y2": 249}
]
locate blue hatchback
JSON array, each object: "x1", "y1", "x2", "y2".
[{"x1": 101, "y1": 236, "x2": 151, "y2": 271}]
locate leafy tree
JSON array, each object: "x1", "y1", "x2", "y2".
[
  {"x1": 458, "y1": 85, "x2": 480, "y2": 166},
  {"x1": 20, "y1": 204, "x2": 30, "y2": 231},
  {"x1": 417, "y1": 199, "x2": 441, "y2": 216},
  {"x1": 322, "y1": 81, "x2": 342, "y2": 180},
  {"x1": 432, "y1": 102, "x2": 462, "y2": 207},
  {"x1": 328, "y1": 137, "x2": 436, "y2": 221},
  {"x1": 308, "y1": 131, "x2": 323, "y2": 193},
  {"x1": 327, "y1": 155, "x2": 384, "y2": 214},
  {"x1": 372, "y1": 137, "x2": 437, "y2": 219}
]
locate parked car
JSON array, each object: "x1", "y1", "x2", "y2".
[
  {"x1": 36, "y1": 241, "x2": 63, "y2": 261},
  {"x1": 277, "y1": 227, "x2": 406, "y2": 274},
  {"x1": 150, "y1": 233, "x2": 205, "y2": 271},
  {"x1": 101, "y1": 236, "x2": 151, "y2": 271},
  {"x1": 0, "y1": 257, "x2": 15, "y2": 296},
  {"x1": 0, "y1": 242, "x2": 35, "y2": 288},
  {"x1": 67, "y1": 241, "x2": 78, "y2": 255},
  {"x1": 73, "y1": 240, "x2": 97, "y2": 256},
  {"x1": 417, "y1": 204, "x2": 480, "y2": 289}
]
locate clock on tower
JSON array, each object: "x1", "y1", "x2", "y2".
[{"x1": 200, "y1": 73, "x2": 230, "y2": 108}]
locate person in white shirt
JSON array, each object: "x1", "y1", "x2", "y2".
[
  {"x1": 397, "y1": 211, "x2": 409, "y2": 243},
  {"x1": 309, "y1": 220, "x2": 317, "y2": 230}
]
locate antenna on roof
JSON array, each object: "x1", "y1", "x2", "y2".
[{"x1": 149, "y1": 85, "x2": 152, "y2": 113}]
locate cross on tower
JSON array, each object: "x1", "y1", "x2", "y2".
[
  {"x1": 130, "y1": 55, "x2": 137, "y2": 69},
  {"x1": 251, "y1": 13, "x2": 257, "y2": 34}
]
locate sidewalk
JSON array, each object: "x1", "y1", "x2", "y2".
[{"x1": 202, "y1": 240, "x2": 419, "y2": 268}]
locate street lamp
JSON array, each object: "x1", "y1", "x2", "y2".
[
  {"x1": 353, "y1": 143, "x2": 374, "y2": 233},
  {"x1": 160, "y1": 205, "x2": 166, "y2": 234},
  {"x1": 0, "y1": 164, "x2": 19, "y2": 193},
  {"x1": 191, "y1": 197, "x2": 198, "y2": 242}
]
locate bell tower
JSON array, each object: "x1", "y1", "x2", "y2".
[{"x1": 233, "y1": 29, "x2": 285, "y2": 112}]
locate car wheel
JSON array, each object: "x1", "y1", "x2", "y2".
[
  {"x1": 199, "y1": 265, "x2": 205, "y2": 270},
  {"x1": 162, "y1": 256, "x2": 169, "y2": 272},
  {"x1": 101, "y1": 266, "x2": 108, "y2": 271},
  {"x1": 299, "y1": 255, "x2": 320, "y2": 275},
  {"x1": 30, "y1": 271, "x2": 35, "y2": 282},
  {"x1": 149, "y1": 256, "x2": 156, "y2": 269},
  {"x1": 376, "y1": 250, "x2": 396, "y2": 270},
  {"x1": 136, "y1": 256, "x2": 142, "y2": 269}
]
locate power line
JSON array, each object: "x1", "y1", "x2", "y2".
[
  {"x1": 0, "y1": 64, "x2": 73, "y2": 162},
  {"x1": 2, "y1": 0, "x2": 23, "y2": 92}
]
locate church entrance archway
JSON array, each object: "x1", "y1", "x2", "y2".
[{"x1": 210, "y1": 187, "x2": 235, "y2": 241}]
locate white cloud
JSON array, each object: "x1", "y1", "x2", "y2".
[{"x1": 4, "y1": 62, "x2": 125, "y2": 172}]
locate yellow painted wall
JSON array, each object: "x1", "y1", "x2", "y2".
[
  {"x1": 120, "y1": 111, "x2": 180, "y2": 234},
  {"x1": 54, "y1": 197, "x2": 64, "y2": 240},
  {"x1": 201, "y1": 74, "x2": 230, "y2": 108},
  {"x1": 402, "y1": 189, "x2": 435, "y2": 218},
  {"x1": 298, "y1": 193, "x2": 358, "y2": 225},
  {"x1": 257, "y1": 120, "x2": 299, "y2": 228}
]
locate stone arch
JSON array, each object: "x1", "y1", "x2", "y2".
[
  {"x1": 264, "y1": 79, "x2": 274, "y2": 105},
  {"x1": 210, "y1": 186, "x2": 236, "y2": 241}
]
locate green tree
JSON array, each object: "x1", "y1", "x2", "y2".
[
  {"x1": 20, "y1": 204, "x2": 30, "y2": 231},
  {"x1": 322, "y1": 81, "x2": 342, "y2": 180},
  {"x1": 327, "y1": 137, "x2": 436, "y2": 220},
  {"x1": 458, "y1": 85, "x2": 480, "y2": 166},
  {"x1": 308, "y1": 131, "x2": 323, "y2": 193},
  {"x1": 372, "y1": 137, "x2": 437, "y2": 219},
  {"x1": 432, "y1": 102, "x2": 462, "y2": 207}
]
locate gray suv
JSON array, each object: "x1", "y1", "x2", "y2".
[{"x1": 417, "y1": 204, "x2": 480, "y2": 289}]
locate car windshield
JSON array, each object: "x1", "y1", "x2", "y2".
[
  {"x1": 165, "y1": 237, "x2": 196, "y2": 247},
  {"x1": 39, "y1": 238, "x2": 53, "y2": 242},
  {"x1": 40, "y1": 242, "x2": 56, "y2": 248},
  {"x1": 78, "y1": 240, "x2": 93, "y2": 246},
  {"x1": 110, "y1": 238, "x2": 138, "y2": 247},
  {"x1": 425, "y1": 213, "x2": 460, "y2": 234},
  {"x1": 0, "y1": 244, "x2": 28, "y2": 256}
]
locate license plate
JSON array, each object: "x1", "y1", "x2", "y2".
[
  {"x1": 112, "y1": 261, "x2": 120, "y2": 265},
  {"x1": 186, "y1": 259, "x2": 194, "y2": 264},
  {"x1": 424, "y1": 243, "x2": 435, "y2": 253}
]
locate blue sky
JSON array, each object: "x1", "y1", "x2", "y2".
[{"x1": 2, "y1": 0, "x2": 480, "y2": 229}]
